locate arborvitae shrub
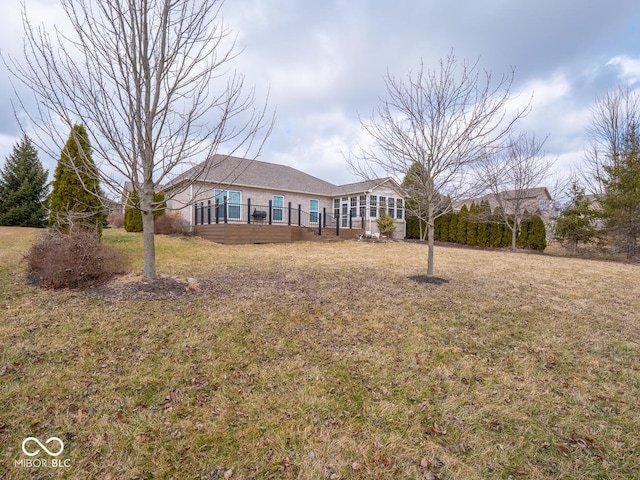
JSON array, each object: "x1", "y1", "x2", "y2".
[
  {"x1": 26, "y1": 231, "x2": 128, "y2": 289},
  {"x1": 517, "y1": 216, "x2": 530, "y2": 249},
  {"x1": 466, "y1": 203, "x2": 478, "y2": 246},
  {"x1": 406, "y1": 214, "x2": 424, "y2": 239},
  {"x1": 124, "y1": 190, "x2": 166, "y2": 232},
  {"x1": 456, "y1": 204, "x2": 468, "y2": 244},
  {"x1": 502, "y1": 217, "x2": 515, "y2": 247},
  {"x1": 439, "y1": 213, "x2": 450, "y2": 242},
  {"x1": 448, "y1": 212, "x2": 458, "y2": 243},
  {"x1": 489, "y1": 221, "x2": 503, "y2": 247},
  {"x1": 49, "y1": 125, "x2": 103, "y2": 235},
  {"x1": 526, "y1": 215, "x2": 547, "y2": 251}
]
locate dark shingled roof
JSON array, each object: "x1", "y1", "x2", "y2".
[{"x1": 165, "y1": 154, "x2": 396, "y2": 197}]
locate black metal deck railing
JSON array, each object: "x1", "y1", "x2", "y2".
[{"x1": 191, "y1": 198, "x2": 365, "y2": 237}]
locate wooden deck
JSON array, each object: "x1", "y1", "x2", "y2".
[{"x1": 193, "y1": 224, "x2": 363, "y2": 244}]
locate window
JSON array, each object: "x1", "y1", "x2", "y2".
[
  {"x1": 273, "y1": 195, "x2": 284, "y2": 222},
  {"x1": 369, "y1": 195, "x2": 377, "y2": 218},
  {"x1": 214, "y1": 189, "x2": 242, "y2": 220},
  {"x1": 359, "y1": 195, "x2": 366, "y2": 218},
  {"x1": 539, "y1": 199, "x2": 547, "y2": 210},
  {"x1": 310, "y1": 199, "x2": 319, "y2": 223},
  {"x1": 334, "y1": 198, "x2": 340, "y2": 221},
  {"x1": 389, "y1": 198, "x2": 395, "y2": 218},
  {"x1": 397, "y1": 199, "x2": 404, "y2": 219},
  {"x1": 379, "y1": 196, "x2": 387, "y2": 215},
  {"x1": 228, "y1": 191, "x2": 241, "y2": 220}
]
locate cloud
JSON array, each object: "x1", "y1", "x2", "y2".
[
  {"x1": 3, "y1": 0, "x2": 640, "y2": 191},
  {"x1": 607, "y1": 55, "x2": 640, "y2": 84}
]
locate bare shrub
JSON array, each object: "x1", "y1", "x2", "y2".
[
  {"x1": 107, "y1": 212, "x2": 125, "y2": 228},
  {"x1": 26, "y1": 231, "x2": 128, "y2": 288},
  {"x1": 154, "y1": 211, "x2": 190, "y2": 235}
]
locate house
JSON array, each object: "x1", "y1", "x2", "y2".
[{"x1": 162, "y1": 155, "x2": 406, "y2": 244}]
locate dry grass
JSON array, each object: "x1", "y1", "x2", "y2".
[{"x1": 1, "y1": 227, "x2": 639, "y2": 479}]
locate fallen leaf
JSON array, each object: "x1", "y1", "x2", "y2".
[{"x1": 427, "y1": 423, "x2": 447, "y2": 435}]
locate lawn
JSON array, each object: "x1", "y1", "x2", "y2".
[{"x1": 1, "y1": 227, "x2": 639, "y2": 479}]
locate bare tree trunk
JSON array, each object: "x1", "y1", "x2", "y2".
[
  {"x1": 142, "y1": 210, "x2": 157, "y2": 278},
  {"x1": 139, "y1": 185, "x2": 157, "y2": 278},
  {"x1": 427, "y1": 223, "x2": 435, "y2": 277},
  {"x1": 427, "y1": 203, "x2": 435, "y2": 276},
  {"x1": 511, "y1": 225, "x2": 517, "y2": 251}
]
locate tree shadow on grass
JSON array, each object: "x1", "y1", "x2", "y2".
[{"x1": 407, "y1": 275, "x2": 450, "y2": 285}]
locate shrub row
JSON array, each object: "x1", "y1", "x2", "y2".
[{"x1": 407, "y1": 202, "x2": 547, "y2": 251}]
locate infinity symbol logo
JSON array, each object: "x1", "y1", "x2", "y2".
[{"x1": 21, "y1": 437, "x2": 64, "y2": 457}]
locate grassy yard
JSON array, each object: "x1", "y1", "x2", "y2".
[{"x1": 1, "y1": 227, "x2": 639, "y2": 479}]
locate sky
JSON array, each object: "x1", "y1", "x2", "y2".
[{"x1": 2, "y1": 0, "x2": 640, "y2": 190}]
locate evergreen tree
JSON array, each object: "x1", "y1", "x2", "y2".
[
  {"x1": 433, "y1": 214, "x2": 441, "y2": 241},
  {"x1": 0, "y1": 134, "x2": 49, "y2": 227},
  {"x1": 376, "y1": 211, "x2": 397, "y2": 238},
  {"x1": 448, "y1": 211, "x2": 458, "y2": 243},
  {"x1": 124, "y1": 190, "x2": 166, "y2": 233},
  {"x1": 405, "y1": 214, "x2": 426, "y2": 240},
  {"x1": 600, "y1": 126, "x2": 640, "y2": 258},
  {"x1": 502, "y1": 215, "x2": 514, "y2": 247},
  {"x1": 527, "y1": 215, "x2": 547, "y2": 251},
  {"x1": 466, "y1": 202, "x2": 479, "y2": 246},
  {"x1": 440, "y1": 212, "x2": 450, "y2": 242},
  {"x1": 456, "y1": 204, "x2": 469, "y2": 244},
  {"x1": 555, "y1": 180, "x2": 598, "y2": 254},
  {"x1": 476, "y1": 200, "x2": 491, "y2": 247},
  {"x1": 489, "y1": 221, "x2": 503, "y2": 247},
  {"x1": 517, "y1": 210, "x2": 530, "y2": 248},
  {"x1": 489, "y1": 206, "x2": 503, "y2": 247},
  {"x1": 49, "y1": 125, "x2": 103, "y2": 234}
]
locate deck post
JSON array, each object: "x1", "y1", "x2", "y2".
[
  {"x1": 215, "y1": 199, "x2": 220, "y2": 224},
  {"x1": 247, "y1": 199, "x2": 251, "y2": 224},
  {"x1": 288, "y1": 202, "x2": 292, "y2": 226},
  {"x1": 223, "y1": 196, "x2": 228, "y2": 224},
  {"x1": 268, "y1": 200, "x2": 272, "y2": 225},
  {"x1": 336, "y1": 215, "x2": 340, "y2": 236},
  {"x1": 318, "y1": 213, "x2": 322, "y2": 236},
  {"x1": 194, "y1": 204, "x2": 198, "y2": 225},
  {"x1": 323, "y1": 208, "x2": 327, "y2": 228},
  {"x1": 207, "y1": 200, "x2": 211, "y2": 225},
  {"x1": 200, "y1": 202, "x2": 204, "y2": 225},
  {"x1": 298, "y1": 204, "x2": 301, "y2": 227}
]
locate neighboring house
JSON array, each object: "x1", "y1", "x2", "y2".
[
  {"x1": 102, "y1": 197, "x2": 124, "y2": 217},
  {"x1": 162, "y1": 154, "x2": 406, "y2": 243}
]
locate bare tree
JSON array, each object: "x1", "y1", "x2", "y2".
[
  {"x1": 476, "y1": 133, "x2": 553, "y2": 251},
  {"x1": 583, "y1": 86, "x2": 640, "y2": 257},
  {"x1": 349, "y1": 52, "x2": 529, "y2": 277},
  {"x1": 583, "y1": 85, "x2": 640, "y2": 196},
  {"x1": 6, "y1": 0, "x2": 272, "y2": 278}
]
